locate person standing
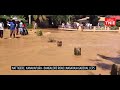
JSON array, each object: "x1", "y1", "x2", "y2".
[
  {"x1": 0, "y1": 20, "x2": 4, "y2": 38},
  {"x1": 34, "y1": 21, "x2": 37, "y2": 29},
  {"x1": 9, "y1": 20, "x2": 16, "y2": 39},
  {"x1": 16, "y1": 21, "x2": 20, "y2": 35},
  {"x1": 76, "y1": 22, "x2": 80, "y2": 30},
  {"x1": 61, "y1": 22, "x2": 65, "y2": 28},
  {"x1": 19, "y1": 20, "x2": 24, "y2": 35},
  {"x1": 22, "y1": 22, "x2": 28, "y2": 35},
  {"x1": 7, "y1": 20, "x2": 11, "y2": 29}
]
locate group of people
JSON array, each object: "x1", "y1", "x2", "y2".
[
  {"x1": 61, "y1": 22, "x2": 86, "y2": 30},
  {"x1": 0, "y1": 18, "x2": 28, "y2": 39},
  {"x1": 85, "y1": 23, "x2": 92, "y2": 29},
  {"x1": 61, "y1": 22, "x2": 80, "y2": 29},
  {"x1": 60, "y1": 22, "x2": 95, "y2": 30}
]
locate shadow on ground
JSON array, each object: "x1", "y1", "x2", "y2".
[
  {"x1": 15, "y1": 36, "x2": 21, "y2": 38},
  {"x1": 97, "y1": 54, "x2": 120, "y2": 64},
  {"x1": 89, "y1": 59, "x2": 102, "y2": 62},
  {"x1": 3, "y1": 37, "x2": 21, "y2": 39},
  {"x1": 89, "y1": 58, "x2": 112, "y2": 71},
  {"x1": 4, "y1": 37, "x2": 8, "y2": 39},
  {"x1": 90, "y1": 58, "x2": 111, "y2": 70},
  {"x1": 96, "y1": 62, "x2": 111, "y2": 70}
]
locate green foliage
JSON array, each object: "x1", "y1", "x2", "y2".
[
  {"x1": 101, "y1": 27, "x2": 105, "y2": 30},
  {"x1": 116, "y1": 21, "x2": 120, "y2": 27},
  {"x1": 96, "y1": 25, "x2": 106, "y2": 30},
  {"x1": 33, "y1": 15, "x2": 37, "y2": 20},
  {"x1": 89, "y1": 15, "x2": 99, "y2": 26},
  {"x1": 19, "y1": 15, "x2": 24, "y2": 18},
  {"x1": 100, "y1": 20, "x2": 120, "y2": 30},
  {"x1": 0, "y1": 15, "x2": 10, "y2": 19},
  {"x1": 36, "y1": 30, "x2": 43, "y2": 36},
  {"x1": 51, "y1": 15, "x2": 74, "y2": 24},
  {"x1": 99, "y1": 22, "x2": 104, "y2": 27},
  {"x1": 27, "y1": 24, "x2": 33, "y2": 29},
  {"x1": 110, "y1": 26, "x2": 118, "y2": 30}
]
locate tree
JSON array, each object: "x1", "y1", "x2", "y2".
[
  {"x1": 65, "y1": 15, "x2": 73, "y2": 23},
  {"x1": 89, "y1": 15, "x2": 99, "y2": 26},
  {"x1": 24, "y1": 15, "x2": 28, "y2": 20},
  {"x1": 33, "y1": 15, "x2": 49, "y2": 28},
  {"x1": 50, "y1": 15, "x2": 75, "y2": 26}
]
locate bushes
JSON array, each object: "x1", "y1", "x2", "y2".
[
  {"x1": 27, "y1": 24, "x2": 33, "y2": 29},
  {"x1": 110, "y1": 26, "x2": 119, "y2": 30},
  {"x1": 109, "y1": 21, "x2": 120, "y2": 30},
  {"x1": 116, "y1": 21, "x2": 120, "y2": 27},
  {"x1": 36, "y1": 30, "x2": 43, "y2": 36}
]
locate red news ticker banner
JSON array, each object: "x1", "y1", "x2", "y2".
[{"x1": 105, "y1": 18, "x2": 116, "y2": 26}]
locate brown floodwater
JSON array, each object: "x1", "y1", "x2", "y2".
[{"x1": 0, "y1": 29, "x2": 120, "y2": 75}]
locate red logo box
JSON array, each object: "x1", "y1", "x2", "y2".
[{"x1": 105, "y1": 18, "x2": 116, "y2": 26}]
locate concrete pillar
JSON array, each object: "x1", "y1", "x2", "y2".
[
  {"x1": 78, "y1": 26, "x2": 82, "y2": 31},
  {"x1": 105, "y1": 26, "x2": 107, "y2": 30},
  {"x1": 28, "y1": 15, "x2": 31, "y2": 25},
  {"x1": 93, "y1": 26, "x2": 96, "y2": 32},
  {"x1": 107, "y1": 27, "x2": 110, "y2": 30}
]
